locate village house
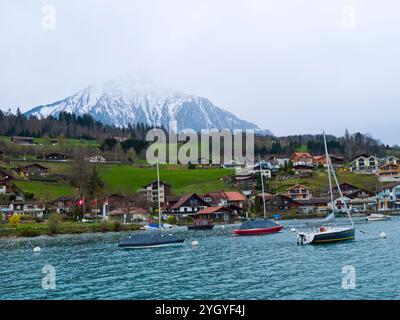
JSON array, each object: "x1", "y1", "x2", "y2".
[
  {"x1": 296, "y1": 197, "x2": 330, "y2": 214},
  {"x1": 168, "y1": 193, "x2": 208, "y2": 215},
  {"x1": 109, "y1": 206, "x2": 148, "y2": 223},
  {"x1": 105, "y1": 193, "x2": 139, "y2": 211},
  {"x1": 286, "y1": 184, "x2": 313, "y2": 200},
  {"x1": 12, "y1": 136, "x2": 34, "y2": 145},
  {"x1": 85, "y1": 155, "x2": 107, "y2": 163},
  {"x1": 259, "y1": 194, "x2": 300, "y2": 211},
  {"x1": 376, "y1": 182, "x2": 400, "y2": 211},
  {"x1": 292, "y1": 152, "x2": 314, "y2": 166},
  {"x1": 16, "y1": 163, "x2": 49, "y2": 177},
  {"x1": 140, "y1": 180, "x2": 171, "y2": 204},
  {"x1": 45, "y1": 152, "x2": 69, "y2": 161},
  {"x1": 350, "y1": 154, "x2": 380, "y2": 173},
  {"x1": 292, "y1": 164, "x2": 313, "y2": 177},
  {"x1": 201, "y1": 191, "x2": 246, "y2": 208},
  {"x1": 313, "y1": 155, "x2": 345, "y2": 167},
  {"x1": 268, "y1": 156, "x2": 290, "y2": 168},
  {"x1": 0, "y1": 201, "x2": 13, "y2": 215},
  {"x1": 234, "y1": 167, "x2": 257, "y2": 186},
  {"x1": 0, "y1": 169, "x2": 14, "y2": 195},
  {"x1": 52, "y1": 196, "x2": 75, "y2": 214},
  {"x1": 11, "y1": 201, "x2": 45, "y2": 217},
  {"x1": 380, "y1": 156, "x2": 399, "y2": 166},
  {"x1": 378, "y1": 163, "x2": 400, "y2": 182},
  {"x1": 254, "y1": 160, "x2": 280, "y2": 172},
  {"x1": 194, "y1": 206, "x2": 237, "y2": 222},
  {"x1": 331, "y1": 183, "x2": 362, "y2": 196}
]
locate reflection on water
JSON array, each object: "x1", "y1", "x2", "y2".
[{"x1": 1, "y1": 217, "x2": 400, "y2": 300}]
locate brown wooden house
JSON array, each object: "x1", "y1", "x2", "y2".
[{"x1": 17, "y1": 163, "x2": 49, "y2": 177}]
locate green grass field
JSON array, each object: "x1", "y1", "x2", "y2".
[
  {"x1": 270, "y1": 170, "x2": 378, "y2": 195},
  {"x1": 14, "y1": 180, "x2": 75, "y2": 201},
  {"x1": 98, "y1": 164, "x2": 235, "y2": 195},
  {"x1": 0, "y1": 136, "x2": 100, "y2": 148}
]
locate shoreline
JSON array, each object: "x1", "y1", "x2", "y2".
[
  {"x1": 0, "y1": 221, "x2": 141, "y2": 239},
  {"x1": 0, "y1": 213, "x2": 373, "y2": 239}
]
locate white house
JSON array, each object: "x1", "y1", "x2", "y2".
[
  {"x1": 350, "y1": 154, "x2": 380, "y2": 173},
  {"x1": 380, "y1": 156, "x2": 399, "y2": 166},
  {"x1": 376, "y1": 182, "x2": 400, "y2": 211},
  {"x1": 86, "y1": 155, "x2": 107, "y2": 163}
]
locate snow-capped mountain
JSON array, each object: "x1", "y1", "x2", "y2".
[{"x1": 24, "y1": 75, "x2": 272, "y2": 135}]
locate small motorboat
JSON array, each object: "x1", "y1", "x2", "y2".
[
  {"x1": 367, "y1": 213, "x2": 391, "y2": 221},
  {"x1": 187, "y1": 219, "x2": 214, "y2": 230},
  {"x1": 233, "y1": 219, "x2": 283, "y2": 236},
  {"x1": 118, "y1": 233, "x2": 184, "y2": 249}
]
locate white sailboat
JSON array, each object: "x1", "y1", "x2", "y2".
[{"x1": 297, "y1": 132, "x2": 355, "y2": 245}]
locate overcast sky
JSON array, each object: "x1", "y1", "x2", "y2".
[{"x1": 1, "y1": 1, "x2": 400, "y2": 145}]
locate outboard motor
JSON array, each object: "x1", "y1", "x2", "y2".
[{"x1": 297, "y1": 234, "x2": 305, "y2": 245}]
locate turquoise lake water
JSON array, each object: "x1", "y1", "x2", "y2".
[{"x1": 1, "y1": 217, "x2": 400, "y2": 300}]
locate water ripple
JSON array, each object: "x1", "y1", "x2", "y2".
[{"x1": 1, "y1": 218, "x2": 400, "y2": 300}]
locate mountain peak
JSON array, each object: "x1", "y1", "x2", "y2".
[{"x1": 25, "y1": 76, "x2": 272, "y2": 135}]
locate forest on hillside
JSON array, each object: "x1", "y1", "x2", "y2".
[{"x1": 0, "y1": 109, "x2": 399, "y2": 160}]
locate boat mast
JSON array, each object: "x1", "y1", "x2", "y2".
[
  {"x1": 157, "y1": 160, "x2": 162, "y2": 230},
  {"x1": 323, "y1": 132, "x2": 354, "y2": 228},
  {"x1": 259, "y1": 155, "x2": 267, "y2": 219},
  {"x1": 328, "y1": 156, "x2": 354, "y2": 228},
  {"x1": 323, "y1": 132, "x2": 335, "y2": 212}
]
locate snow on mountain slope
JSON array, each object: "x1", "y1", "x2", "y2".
[{"x1": 25, "y1": 75, "x2": 272, "y2": 135}]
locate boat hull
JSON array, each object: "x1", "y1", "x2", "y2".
[
  {"x1": 119, "y1": 241, "x2": 184, "y2": 249},
  {"x1": 118, "y1": 233, "x2": 185, "y2": 249},
  {"x1": 367, "y1": 214, "x2": 391, "y2": 221},
  {"x1": 187, "y1": 225, "x2": 215, "y2": 230},
  {"x1": 311, "y1": 228, "x2": 355, "y2": 244},
  {"x1": 233, "y1": 225, "x2": 283, "y2": 236}
]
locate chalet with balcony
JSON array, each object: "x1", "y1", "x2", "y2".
[
  {"x1": 259, "y1": 194, "x2": 300, "y2": 211},
  {"x1": 169, "y1": 193, "x2": 208, "y2": 215},
  {"x1": 350, "y1": 154, "x2": 380, "y2": 173},
  {"x1": 195, "y1": 206, "x2": 238, "y2": 222},
  {"x1": 313, "y1": 155, "x2": 345, "y2": 167},
  {"x1": 140, "y1": 180, "x2": 171, "y2": 204},
  {"x1": 376, "y1": 182, "x2": 400, "y2": 211},
  {"x1": 296, "y1": 197, "x2": 329, "y2": 214},
  {"x1": 381, "y1": 156, "x2": 399, "y2": 166},
  {"x1": 293, "y1": 164, "x2": 313, "y2": 177},
  {"x1": 331, "y1": 183, "x2": 362, "y2": 196},
  {"x1": 286, "y1": 184, "x2": 313, "y2": 200},
  {"x1": 292, "y1": 152, "x2": 314, "y2": 166},
  {"x1": 378, "y1": 163, "x2": 400, "y2": 182},
  {"x1": 16, "y1": 163, "x2": 49, "y2": 177},
  {"x1": 11, "y1": 201, "x2": 45, "y2": 217},
  {"x1": 201, "y1": 191, "x2": 246, "y2": 208}
]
